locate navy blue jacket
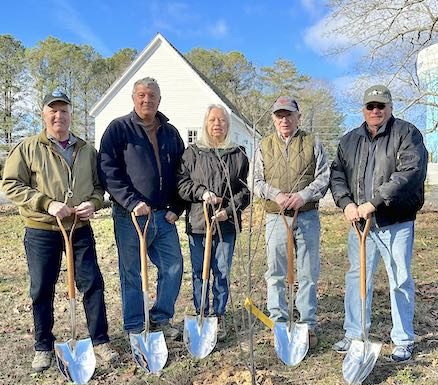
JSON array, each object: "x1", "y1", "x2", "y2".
[{"x1": 98, "y1": 110, "x2": 185, "y2": 215}]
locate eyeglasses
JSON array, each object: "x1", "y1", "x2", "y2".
[
  {"x1": 365, "y1": 103, "x2": 386, "y2": 111},
  {"x1": 274, "y1": 112, "x2": 294, "y2": 120}
]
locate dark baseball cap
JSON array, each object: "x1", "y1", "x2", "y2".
[
  {"x1": 272, "y1": 96, "x2": 299, "y2": 113},
  {"x1": 43, "y1": 90, "x2": 71, "y2": 107}
]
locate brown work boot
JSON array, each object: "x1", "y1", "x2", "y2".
[
  {"x1": 217, "y1": 316, "x2": 227, "y2": 342},
  {"x1": 32, "y1": 350, "x2": 54, "y2": 372},
  {"x1": 94, "y1": 342, "x2": 119, "y2": 364},
  {"x1": 309, "y1": 330, "x2": 318, "y2": 348}
]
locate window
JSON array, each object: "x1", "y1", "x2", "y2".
[{"x1": 187, "y1": 128, "x2": 199, "y2": 144}]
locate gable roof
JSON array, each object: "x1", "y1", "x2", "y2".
[{"x1": 90, "y1": 33, "x2": 257, "y2": 137}]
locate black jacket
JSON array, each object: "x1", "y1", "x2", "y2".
[
  {"x1": 330, "y1": 116, "x2": 428, "y2": 227},
  {"x1": 98, "y1": 110, "x2": 185, "y2": 215},
  {"x1": 177, "y1": 144, "x2": 250, "y2": 234}
]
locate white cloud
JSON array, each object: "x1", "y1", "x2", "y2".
[
  {"x1": 207, "y1": 19, "x2": 229, "y2": 39},
  {"x1": 145, "y1": 1, "x2": 229, "y2": 40},
  {"x1": 52, "y1": 0, "x2": 111, "y2": 56},
  {"x1": 303, "y1": 14, "x2": 366, "y2": 69},
  {"x1": 300, "y1": 0, "x2": 326, "y2": 19}
]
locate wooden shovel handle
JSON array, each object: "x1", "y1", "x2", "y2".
[
  {"x1": 131, "y1": 212, "x2": 150, "y2": 293},
  {"x1": 202, "y1": 202, "x2": 214, "y2": 281},
  {"x1": 353, "y1": 218, "x2": 371, "y2": 301},
  {"x1": 57, "y1": 215, "x2": 78, "y2": 300},
  {"x1": 280, "y1": 210, "x2": 298, "y2": 285}
]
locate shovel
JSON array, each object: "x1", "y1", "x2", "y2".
[
  {"x1": 54, "y1": 215, "x2": 96, "y2": 385},
  {"x1": 274, "y1": 210, "x2": 309, "y2": 366},
  {"x1": 184, "y1": 201, "x2": 218, "y2": 359},
  {"x1": 130, "y1": 212, "x2": 168, "y2": 373},
  {"x1": 244, "y1": 297, "x2": 274, "y2": 330},
  {"x1": 343, "y1": 218, "x2": 382, "y2": 385}
]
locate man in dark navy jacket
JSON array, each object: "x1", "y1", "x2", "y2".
[{"x1": 98, "y1": 77, "x2": 184, "y2": 339}]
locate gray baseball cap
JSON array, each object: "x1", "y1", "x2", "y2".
[
  {"x1": 272, "y1": 96, "x2": 299, "y2": 113},
  {"x1": 363, "y1": 85, "x2": 392, "y2": 104}
]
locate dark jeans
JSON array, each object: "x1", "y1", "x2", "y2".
[
  {"x1": 24, "y1": 226, "x2": 109, "y2": 351},
  {"x1": 188, "y1": 231, "x2": 236, "y2": 316},
  {"x1": 112, "y1": 205, "x2": 183, "y2": 332}
]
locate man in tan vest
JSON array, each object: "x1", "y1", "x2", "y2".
[{"x1": 252, "y1": 96, "x2": 330, "y2": 348}]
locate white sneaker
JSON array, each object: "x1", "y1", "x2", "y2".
[{"x1": 32, "y1": 350, "x2": 54, "y2": 372}]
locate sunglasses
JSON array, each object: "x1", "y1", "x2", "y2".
[{"x1": 365, "y1": 103, "x2": 386, "y2": 111}]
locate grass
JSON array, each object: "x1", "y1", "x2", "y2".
[{"x1": 0, "y1": 207, "x2": 437, "y2": 384}]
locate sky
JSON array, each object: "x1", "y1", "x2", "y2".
[
  {"x1": 1, "y1": 0, "x2": 367, "y2": 124},
  {"x1": 1, "y1": 0, "x2": 351, "y2": 80}
]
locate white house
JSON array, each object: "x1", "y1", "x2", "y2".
[{"x1": 90, "y1": 33, "x2": 256, "y2": 157}]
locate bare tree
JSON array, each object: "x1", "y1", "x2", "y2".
[{"x1": 323, "y1": 0, "x2": 438, "y2": 109}]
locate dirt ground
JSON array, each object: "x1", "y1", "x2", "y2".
[{"x1": 0, "y1": 206, "x2": 437, "y2": 385}]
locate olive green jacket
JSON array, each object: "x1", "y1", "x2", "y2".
[{"x1": 1, "y1": 130, "x2": 103, "y2": 230}]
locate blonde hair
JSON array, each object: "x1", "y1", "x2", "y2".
[{"x1": 197, "y1": 104, "x2": 233, "y2": 149}]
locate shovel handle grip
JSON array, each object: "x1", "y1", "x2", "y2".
[
  {"x1": 57, "y1": 215, "x2": 78, "y2": 300},
  {"x1": 131, "y1": 212, "x2": 150, "y2": 293},
  {"x1": 202, "y1": 202, "x2": 213, "y2": 281},
  {"x1": 353, "y1": 218, "x2": 371, "y2": 301}
]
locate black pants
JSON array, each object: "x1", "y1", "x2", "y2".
[{"x1": 24, "y1": 225, "x2": 109, "y2": 351}]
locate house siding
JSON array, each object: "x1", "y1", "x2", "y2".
[{"x1": 92, "y1": 34, "x2": 254, "y2": 157}]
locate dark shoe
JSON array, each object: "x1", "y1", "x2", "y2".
[
  {"x1": 391, "y1": 344, "x2": 414, "y2": 362},
  {"x1": 332, "y1": 337, "x2": 352, "y2": 353},
  {"x1": 94, "y1": 342, "x2": 119, "y2": 364},
  {"x1": 309, "y1": 330, "x2": 318, "y2": 348},
  {"x1": 32, "y1": 350, "x2": 54, "y2": 372},
  {"x1": 156, "y1": 323, "x2": 180, "y2": 340},
  {"x1": 217, "y1": 316, "x2": 227, "y2": 342}
]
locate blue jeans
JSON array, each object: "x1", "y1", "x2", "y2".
[
  {"x1": 265, "y1": 210, "x2": 320, "y2": 328},
  {"x1": 344, "y1": 220, "x2": 415, "y2": 345},
  {"x1": 112, "y1": 205, "x2": 183, "y2": 332},
  {"x1": 24, "y1": 226, "x2": 109, "y2": 351},
  {"x1": 188, "y1": 232, "x2": 236, "y2": 316}
]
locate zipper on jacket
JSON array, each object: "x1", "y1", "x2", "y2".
[
  {"x1": 49, "y1": 143, "x2": 78, "y2": 203},
  {"x1": 356, "y1": 139, "x2": 364, "y2": 204}
]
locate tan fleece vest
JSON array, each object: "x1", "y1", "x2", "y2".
[{"x1": 260, "y1": 130, "x2": 317, "y2": 213}]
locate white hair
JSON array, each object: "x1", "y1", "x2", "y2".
[{"x1": 197, "y1": 104, "x2": 233, "y2": 149}]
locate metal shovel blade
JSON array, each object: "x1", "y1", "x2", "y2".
[
  {"x1": 184, "y1": 314, "x2": 218, "y2": 359},
  {"x1": 129, "y1": 330, "x2": 168, "y2": 374},
  {"x1": 343, "y1": 339, "x2": 382, "y2": 385},
  {"x1": 274, "y1": 321, "x2": 309, "y2": 366},
  {"x1": 55, "y1": 338, "x2": 96, "y2": 385}
]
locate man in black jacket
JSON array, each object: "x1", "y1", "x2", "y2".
[
  {"x1": 98, "y1": 77, "x2": 184, "y2": 340},
  {"x1": 330, "y1": 85, "x2": 428, "y2": 362}
]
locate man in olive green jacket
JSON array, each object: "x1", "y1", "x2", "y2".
[
  {"x1": 252, "y1": 96, "x2": 330, "y2": 349},
  {"x1": 1, "y1": 91, "x2": 118, "y2": 372}
]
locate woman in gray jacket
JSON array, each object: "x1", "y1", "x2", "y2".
[{"x1": 177, "y1": 104, "x2": 249, "y2": 341}]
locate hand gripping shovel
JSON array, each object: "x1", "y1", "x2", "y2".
[
  {"x1": 274, "y1": 211, "x2": 309, "y2": 366},
  {"x1": 130, "y1": 212, "x2": 168, "y2": 373},
  {"x1": 183, "y1": 201, "x2": 218, "y2": 359},
  {"x1": 343, "y1": 218, "x2": 382, "y2": 385},
  {"x1": 54, "y1": 215, "x2": 96, "y2": 385}
]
